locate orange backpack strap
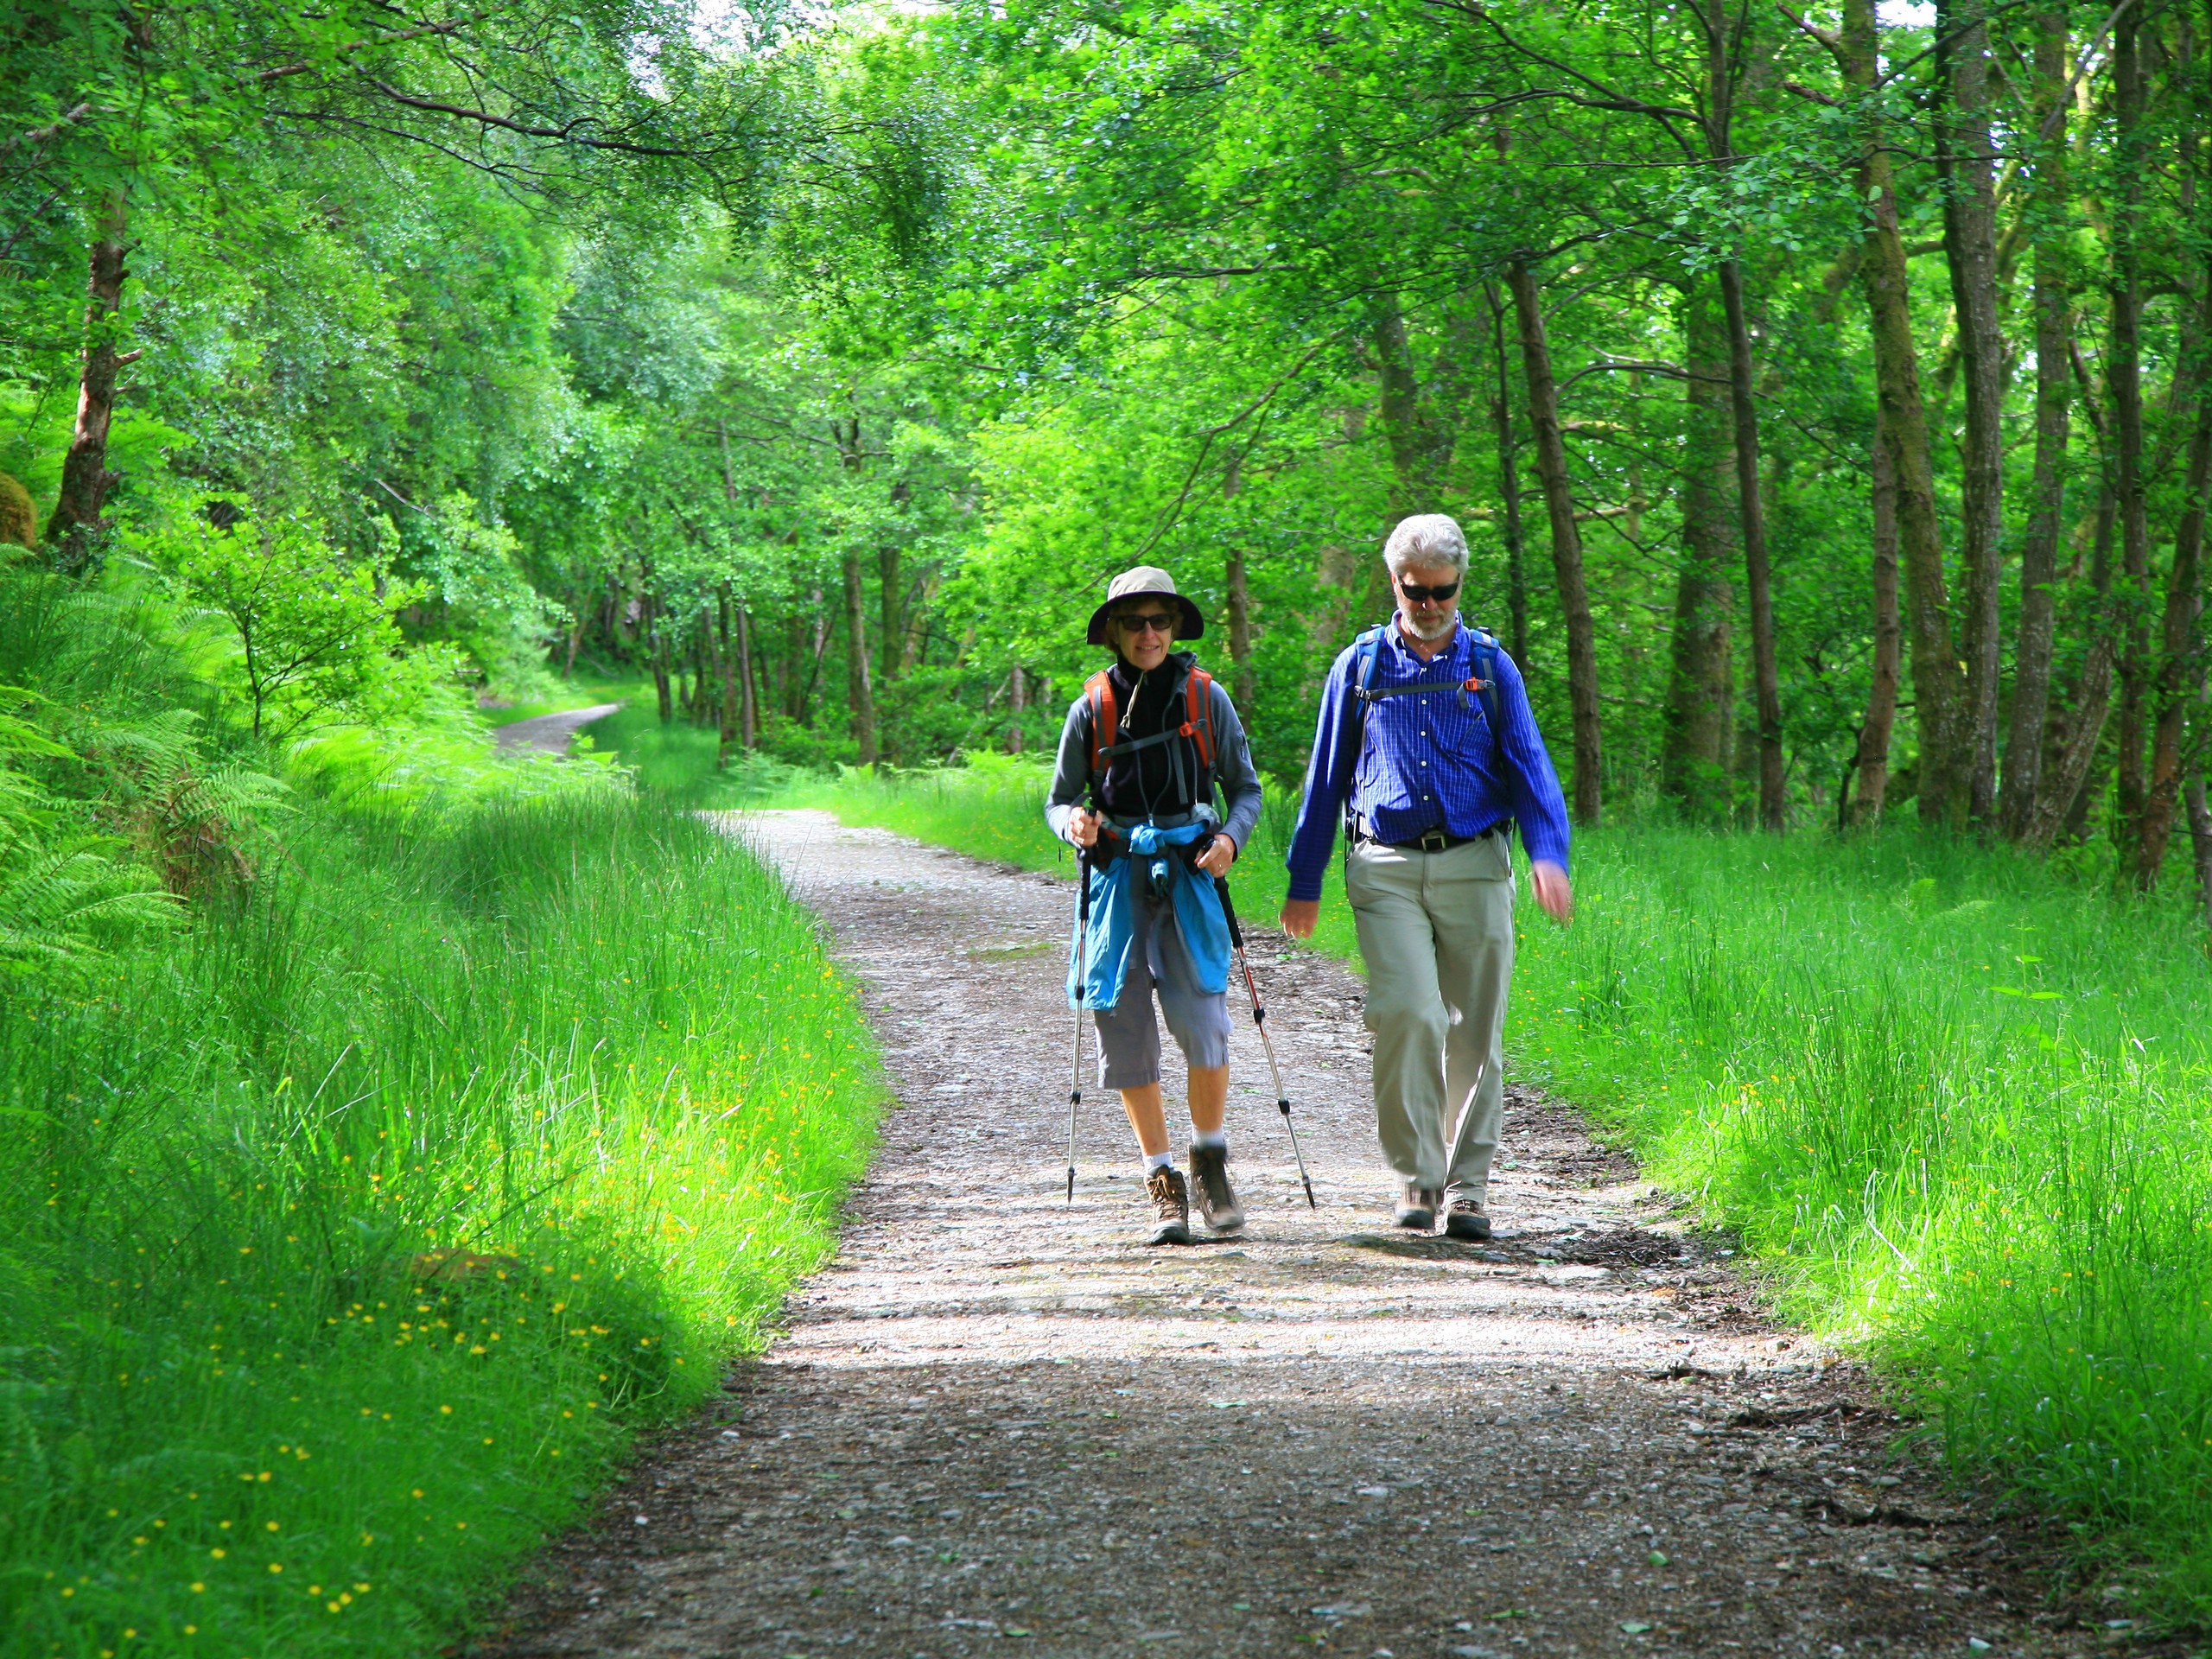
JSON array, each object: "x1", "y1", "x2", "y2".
[
  {"x1": 1084, "y1": 669, "x2": 1118, "y2": 789},
  {"x1": 1184, "y1": 667, "x2": 1215, "y2": 772}
]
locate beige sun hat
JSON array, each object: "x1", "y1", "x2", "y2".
[{"x1": 1084, "y1": 566, "x2": 1205, "y2": 647}]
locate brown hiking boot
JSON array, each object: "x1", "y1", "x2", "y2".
[
  {"x1": 1393, "y1": 1183, "x2": 1441, "y2": 1230},
  {"x1": 1444, "y1": 1198, "x2": 1492, "y2": 1242},
  {"x1": 1145, "y1": 1164, "x2": 1192, "y2": 1246},
  {"x1": 1188, "y1": 1143, "x2": 1245, "y2": 1234}
]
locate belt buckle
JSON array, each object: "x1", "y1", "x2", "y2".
[{"x1": 1418, "y1": 829, "x2": 1449, "y2": 854}]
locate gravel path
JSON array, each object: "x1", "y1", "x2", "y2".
[
  {"x1": 493, "y1": 703, "x2": 624, "y2": 755},
  {"x1": 485, "y1": 810, "x2": 2104, "y2": 1659}
]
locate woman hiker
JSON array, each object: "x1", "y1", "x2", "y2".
[{"x1": 1045, "y1": 566, "x2": 1265, "y2": 1245}]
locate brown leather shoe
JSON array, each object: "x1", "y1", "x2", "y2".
[
  {"x1": 1394, "y1": 1183, "x2": 1441, "y2": 1230},
  {"x1": 1444, "y1": 1198, "x2": 1492, "y2": 1241},
  {"x1": 1145, "y1": 1164, "x2": 1192, "y2": 1245},
  {"x1": 1188, "y1": 1143, "x2": 1245, "y2": 1234}
]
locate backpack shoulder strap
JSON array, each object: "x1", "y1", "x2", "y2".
[
  {"x1": 1352, "y1": 623, "x2": 1389, "y2": 697},
  {"x1": 1084, "y1": 670, "x2": 1118, "y2": 791},
  {"x1": 1184, "y1": 665, "x2": 1216, "y2": 772},
  {"x1": 1339, "y1": 624, "x2": 1391, "y2": 836},
  {"x1": 1465, "y1": 626, "x2": 1503, "y2": 734}
]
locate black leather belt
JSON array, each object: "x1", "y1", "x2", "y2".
[{"x1": 1354, "y1": 822, "x2": 1507, "y2": 854}]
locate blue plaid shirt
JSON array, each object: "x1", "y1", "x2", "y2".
[{"x1": 1285, "y1": 620, "x2": 1571, "y2": 902}]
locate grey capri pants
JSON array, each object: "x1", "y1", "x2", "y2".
[{"x1": 1090, "y1": 883, "x2": 1231, "y2": 1090}]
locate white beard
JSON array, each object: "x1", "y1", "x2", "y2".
[{"x1": 1400, "y1": 608, "x2": 1458, "y2": 644}]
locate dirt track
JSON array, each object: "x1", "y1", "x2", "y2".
[
  {"x1": 484, "y1": 810, "x2": 2108, "y2": 1659},
  {"x1": 493, "y1": 703, "x2": 623, "y2": 755}
]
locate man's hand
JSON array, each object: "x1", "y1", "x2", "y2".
[
  {"x1": 1196, "y1": 834, "x2": 1236, "y2": 877},
  {"x1": 1066, "y1": 808, "x2": 1102, "y2": 849},
  {"x1": 1279, "y1": 897, "x2": 1319, "y2": 939},
  {"x1": 1531, "y1": 859, "x2": 1573, "y2": 925}
]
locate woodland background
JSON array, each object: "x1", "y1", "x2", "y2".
[
  {"x1": 8, "y1": 0, "x2": 2211, "y2": 893},
  {"x1": 5, "y1": 0, "x2": 2212, "y2": 1650}
]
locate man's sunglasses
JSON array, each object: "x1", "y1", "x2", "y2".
[
  {"x1": 1395, "y1": 575, "x2": 1461, "y2": 605},
  {"x1": 1115, "y1": 611, "x2": 1178, "y2": 635}
]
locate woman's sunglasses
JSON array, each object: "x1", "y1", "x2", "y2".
[
  {"x1": 1395, "y1": 575, "x2": 1461, "y2": 605},
  {"x1": 1115, "y1": 611, "x2": 1178, "y2": 635}
]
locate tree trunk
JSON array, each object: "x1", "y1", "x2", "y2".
[
  {"x1": 1487, "y1": 287, "x2": 1532, "y2": 664},
  {"x1": 2188, "y1": 775, "x2": 2212, "y2": 932},
  {"x1": 2112, "y1": 10, "x2": 2152, "y2": 863},
  {"x1": 1223, "y1": 453, "x2": 1257, "y2": 705},
  {"x1": 1224, "y1": 552, "x2": 1255, "y2": 706},
  {"x1": 842, "y1": 551, "x2": 877, "y2": 766},
  {"x1": 1372, "y1": 294, "x2": 1441, "y2": 510},
  {"x1": 1505, "y1": 255, "x2": 1602, "y2": 826},
  {"x1": 2138, "y1": 292, "x2": 2212, "y2": 885},
  {"x1": 716, "y1": 587, "x2": 740, "y2": 764},
  {"x1": 651, "y1": 597, "x2": 674, "y2": 725},
  {"x1": 1007, "y1": 664, "x2": 1027, "y2": 754},
  {"x1": 1842, "y1": 0, "x2": 1967, "y2": 827},
  {"x1": 2026, "y1": 486, "x2": 2120, "y2": 849},
  {"x1": 879, "y1": 544, "x2": 902, "y2": 688},
  {"x1": 1662, "y1": 277, "x2": 1736, "y2": 823},
  {"x1": 1937, "y1": 0, "x2": 2008, "y2": 824},
  {"x1": 48, "y1": 190, "x2": 132, "y2": 572},
  {"x1": 899, "y1": 568, "x2": 936, "y2": 676},
  {"x1": 735, "y1": 598, "x2": 757, "y2": 750},
  {"x1": 1718, "y1": 260, "x2": 1785, "y2": 830},
  {"x1": 1854, "y1": 400, "x2": 1904, "y2": 826},
  {"x1": 2000, "y1": 5, "x2": 2075, "y2": 841},
  {"x1": 784, "y1": 613, "x2": 806, "y2": 721}
]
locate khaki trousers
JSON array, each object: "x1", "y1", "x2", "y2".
[{"x1": 1345, "y1": 834, "x2": 1516, "y2": 1199}]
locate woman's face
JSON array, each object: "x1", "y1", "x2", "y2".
[{"x1": 1112, "y1": 602, "x2": 1176, "y2": 672}]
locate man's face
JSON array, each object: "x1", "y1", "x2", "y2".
[
  {"x1": 1393, "y1": 560, "x2": 1462, "y2": 643},
  {"x1": 1111, "y1": 601, "x2": 1176, "y2": 671}
]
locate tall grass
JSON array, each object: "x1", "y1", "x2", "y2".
[
  {"x1": 3, "y1": 794, "x2": 882, "y2": 1657},
  {"x1": 785, "y1": 763, "x2": 2212, "y2": 1622},
  {"x1": 1511, "y1": 829, "x2": 2212, "y2": 1617}
]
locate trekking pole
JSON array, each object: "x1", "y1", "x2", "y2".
[
  {"x1": 1066, "y1": 848, "x2": 1092, "y2": 1205},
  {"x1": 1211, "y1": 874, "x2": 1318, "y2": 1210}
]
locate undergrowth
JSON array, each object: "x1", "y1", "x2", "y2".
[
  {"x1": 3, "y1": 793, "x2": 883, "y2": 1657},
  {"x1": 784, "y1": 761, "x2": 2212, "y2": 1627}
]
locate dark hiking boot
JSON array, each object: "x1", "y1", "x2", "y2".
[
  {"x1": 1444, "y1": 1198, "x2": 1492, "y2": 1242},
  {"x1": 1393, "y1": 1183, "x2": 1441, "y2": 1230},
  {"x1": 1145, "y1": 1164, "x2": 1192, "y2": 1246},
  {"x1": 1188, "y1": 1143, "x2": 1245, "y2": 1234}
]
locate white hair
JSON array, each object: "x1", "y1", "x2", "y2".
[{"x1": 1382, "y1": 513, "x2": 1471, "y2": 577}]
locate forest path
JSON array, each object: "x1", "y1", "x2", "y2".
[
  {"x1": 487, "y1": 810, "x2": 2092, "y2": 1659},
  {"x1": 492, "y1": 702, "x2": 624, "y2": 755}
]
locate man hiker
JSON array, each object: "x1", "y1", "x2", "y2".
[
  {"x1": 1280, "y1": 514, "x2": 1573, "y2": 1240},
  {"x1": 1046, "y1": 566, "x2": 1266, "y2": 1245}
]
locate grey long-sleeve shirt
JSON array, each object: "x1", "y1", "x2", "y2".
[{"x1": 1044, "y1": 674, "x2": 1264, "y2": 852}]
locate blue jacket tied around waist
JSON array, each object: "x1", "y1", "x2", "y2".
[{"x1": 1066, "y1": 821, "x2": 1230, "y2": 1012}]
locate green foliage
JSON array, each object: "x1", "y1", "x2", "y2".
[
  {"x1": 0, "y1": 793, "x2": 882, "y2": 1657},
  {"x1": 156, "y1": 510, "x2": 416, "y2": 741}
]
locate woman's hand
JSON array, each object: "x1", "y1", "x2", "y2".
[
  {"x1": 1195, "y1": 834, "x2": 1237, "y2": 878},
  {"x1": 1066, "y1": 808, "x2": 1102, "y2": 849}
]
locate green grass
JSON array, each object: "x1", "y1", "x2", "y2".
[
  {"x1": 785, "y1": 762, "x2": 2212, "y2": 1625},
  {"x1": 3, "y1": 792, "x2": 884, "y2": 1657},
  {"x1": 559, "y1": 686, "x2": 808, "y2": 810}
]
